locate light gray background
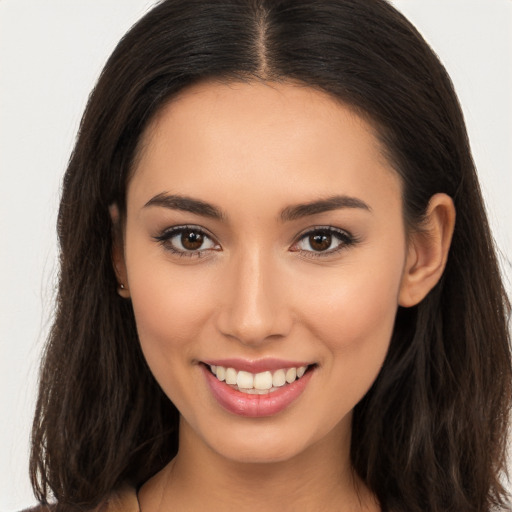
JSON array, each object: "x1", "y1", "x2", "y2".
[{"x1": 1, "y1": 1, "x2": 511, "y2": 510}]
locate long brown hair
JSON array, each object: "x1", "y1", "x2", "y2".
[{"x1": 30, "y1": 1, "x2": 511, "y2": 511}]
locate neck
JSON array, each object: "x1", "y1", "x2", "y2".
[{"x1": 138, "y1": 417, "x2": 379, "y2": 512}]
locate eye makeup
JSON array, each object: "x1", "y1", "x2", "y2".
[
  {"x1": 153, "y1": 225, "x2": 220, "y2": 258},
  {"x1": 291, "y1": 225, "x2": 360, "y2": 260},
  {"x1": 153, "y1": 224, "x2": 360, "y2": 260}
]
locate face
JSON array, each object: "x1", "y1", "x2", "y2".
[{"x1": 118, "y1": 81, "x2": 409, "y2": 464}]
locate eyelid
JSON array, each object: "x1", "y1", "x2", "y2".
[
  {"x1": 155, "y1": 224, "x2": 217, "y2": 240},
  {"x1": 153, "y1": 224, "x2": 221, "y2": 258},
  {"x1": 153, "y1": 224, "x2": 358, "y2": 260},
  {"x1": 290, "y1": 225, "x2": 358, "y2": 258}
]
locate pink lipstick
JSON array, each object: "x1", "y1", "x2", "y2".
[{"x1": 201, "y1": 360, "x2": 315, "y2": 417}]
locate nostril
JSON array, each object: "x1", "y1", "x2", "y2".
[{"x1": 215, "y1": 305, "x2": 293, "y2": 346}]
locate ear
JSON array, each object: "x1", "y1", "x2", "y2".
[
  {"x1": 109, "y1": 203, "x2": 130, "y2": 299},
  {"x1": 399, "y1": 193, "x2": 455, "y2": 307}
]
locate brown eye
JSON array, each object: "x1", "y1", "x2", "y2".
[
  {"x1": 308, "y1": 233, "x2": 332, "y2": 251},
  {"x1": 155, "y1": 226, "x2": 218, "y2": 256},
  {"x1": 182, "y1": 230, "x2": 205, "y2": 250},
  {"x1": 293, "y1": 227, "x2": 355, "y2": 256}
]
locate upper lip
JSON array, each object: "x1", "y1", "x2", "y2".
[{"x1": 201, "y1": 358, "x2": 313, "y2": 373}]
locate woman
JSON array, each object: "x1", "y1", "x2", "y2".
[{"x1": 28, "y1": 1, "x2": 511, "y2": 511}]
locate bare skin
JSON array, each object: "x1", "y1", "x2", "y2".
[
  {"x1": 139, "y1": 416, "x2": 375, "y2": 512},
  {"x1": 112, "y1": 81, "x2": 455, "y2": 511}
]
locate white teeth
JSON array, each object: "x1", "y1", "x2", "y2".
[
  {"x1": 253, "y1": 371, "x2": 273, "y2": 390},
  {"x1": 242, "y1": 388, "x2": 275, "y2": 395},
  {"x1": 272, "y1": 369, "x2": 286, "y2": 387},
  {"x1": 225, "y1": 367, "x2": 237, "y2": 385},
  {"x1": 236, "y1": 370, "x2": 254, "y2": 389},
  {"x1": 210, "y1": 364, "x2": 311, "y2": 392},
  {"x1": 215, "y1": 366, "x2": 225, "y2": 381},
  {"x1": 285, "y1": 367, "x2": 297, "y2": 383}
]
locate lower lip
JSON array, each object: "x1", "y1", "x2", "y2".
[{"x1": 202, "y1": 364, "x2": 314, "y2": 418}]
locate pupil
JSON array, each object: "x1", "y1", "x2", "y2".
[
  {"x1": 182, "y1": 231, "x2": 203, "y2": 250},
  {"x1": 310, "y1": 233, "x2": 331, "y2": 251}
]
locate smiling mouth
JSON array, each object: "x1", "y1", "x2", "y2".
[{"x1": 205, "y1": 363, "x2": 313, "y2": 395}]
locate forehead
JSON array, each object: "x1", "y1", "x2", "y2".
[
  {"x1": 128, "y1": 80, "x2": 401, "y2": 214},
  {"x1": 140, "y1": 80, "x2": 385, "y2": 159}
]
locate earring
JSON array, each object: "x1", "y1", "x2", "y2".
[{"x1": 117, "y1": 282, "x2": 130, "y2": 298}]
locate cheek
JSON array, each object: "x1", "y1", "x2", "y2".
[
  {"x1": 131, "y1": 275, "x2": 204, "y2": 344},
  {"x1": 126, "y1": 262, "x2": 221, "y2": 418},
  {"x1": 300, "y1": 248, "x2": 405, "y2": 391},
  {"x1": 125, "y1": 244, "x2": 217, "y2": 381}
]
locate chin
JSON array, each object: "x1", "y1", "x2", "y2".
[
  {"x1": 211, "y1": 434, "x2": 310, "y2": 464},
  {"x1": 193, "y1": 413, "x2": 344, "y2": 466}
]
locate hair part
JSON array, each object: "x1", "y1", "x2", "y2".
[{"x1": 30, "y1": 1, "x2": 511, "y2": 511}]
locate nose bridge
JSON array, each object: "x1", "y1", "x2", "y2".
[{"x1": 216, "y1": 243, "x2": 290, "y2": 345}]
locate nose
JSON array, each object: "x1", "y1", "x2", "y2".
[{"x1": 215, "y1": 248, "x2": 293, "y2": 346}]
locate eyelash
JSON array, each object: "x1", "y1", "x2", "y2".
[
  {"x1": 153, "y1": 225, "x2": 220, "y2": 258},
  {"x1": 291, "y1": 226, "x2": 358, "y2": 259},
  {"x1": 153, "y1": 225, "x2": 358, "y2": 259}
]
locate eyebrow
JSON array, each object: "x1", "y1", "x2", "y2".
[
  {"x1": 280, "y1": 195, "x2": 371, "y2": 221},
  {"x1": 144, "y1": 192, "x2": 225, "y2": 220},
  {"x1": 144, "y1": 193, "x2": 371, "y2": 221}
]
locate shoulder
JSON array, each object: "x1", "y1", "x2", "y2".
[{"x1": 20, "y1": 485, "x2": 139, "y2": 512}]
